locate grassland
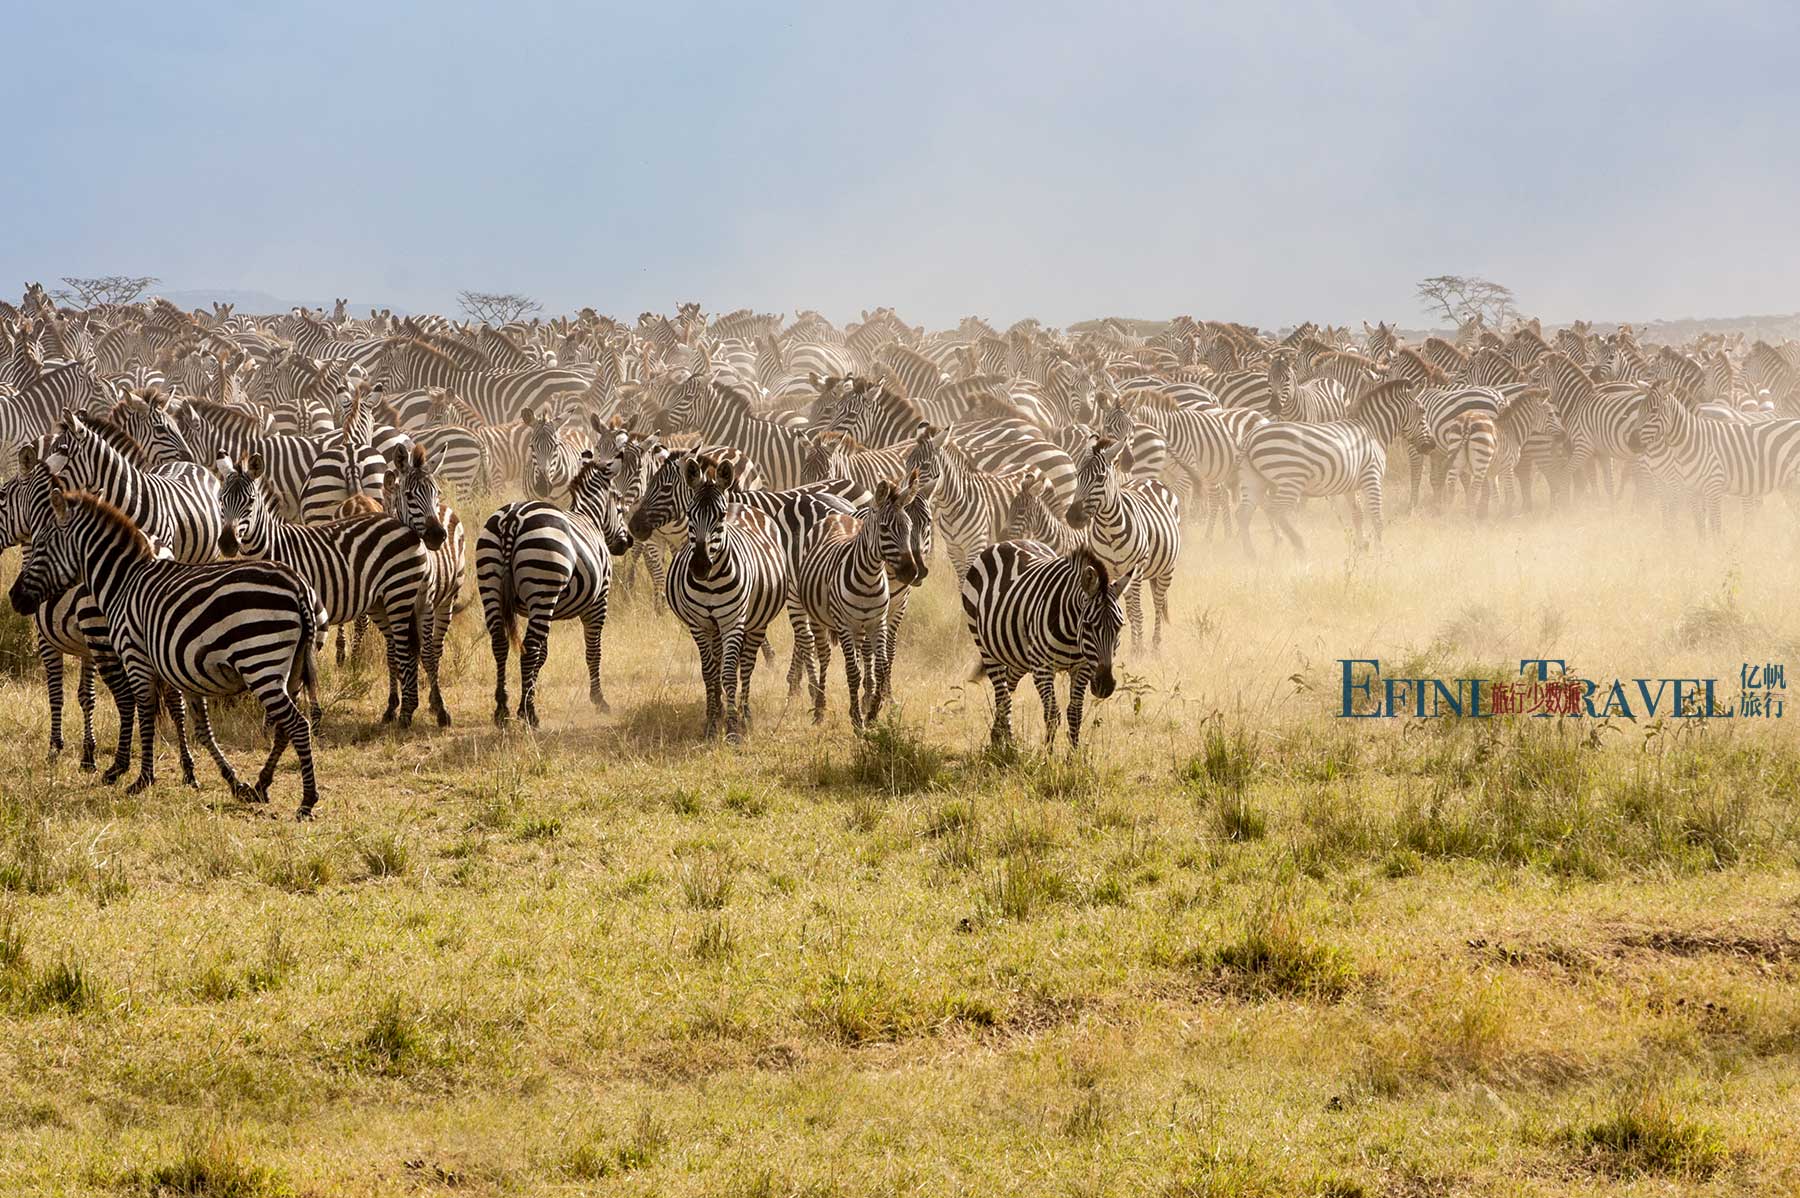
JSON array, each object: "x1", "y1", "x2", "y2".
[{"x1": 0, "y1": 495, "x2": 1797, "y2": 1196}]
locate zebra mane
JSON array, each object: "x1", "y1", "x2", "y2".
[
  {"x1": 53, "y1": 488, "x2": 157, "y2": 557},
  {"x1": 71, "y1": 410, "x2": 151, "y2": 467},
  {"x1": 1067, "y1": 545, "x2": 1113, "y2": 589},
  {"x1": 661, "y1": 431, "x2": 702, "y2": 451}
]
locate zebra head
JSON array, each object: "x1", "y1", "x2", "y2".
[
  {"x1": 1627, "y1": 385, "x2": 1671, "y2": 453},
  {"x1": 217, "y1": 454, "x2": 273, "y2": 557},
  {"x1": 568, "y1": 451, "x2": 634, "y2": 556},
  {"x1": 384, "y1": 444, "x2": 449, "y2": 552},
  {"x1": 870, "y1": 471, "x2": 927, "y2": 588},
  {"x1": 901, "y1": 422, "x2": 947, "y2": 490},
  {"x1": 1072, "y1": 548, "x2": 1128, "y2": 702},
  {"x1": 680, "y1": 454, "x2": 736, "y2": 578},
  {"x1": 628, "y1": 445, "x2": 702, "y2": 542},
  {"x1": 524, "y1": 406, "x2": 574, "y2": 496},
  {"x1": 1066, "y1": 435, "x2": 1130, "y2": 529},
  {"x1": 819, "y1": 376, "x2": 875, "y2": 439},
  {"x1": 8, "y1": 485, "x2": 86, "y2": 615},
  {"x1": 1003, "y1": 468, "x2": 1053, "y2": 542}
]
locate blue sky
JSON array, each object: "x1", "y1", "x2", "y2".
[{"x1": 5, "y1": 1, "x2": 1797, "y2": 328}]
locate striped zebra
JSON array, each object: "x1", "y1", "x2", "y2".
[
  {"x1": 41, "y1": 417, "x2": 222, "y2": 563},
  {"x1": 1065, "y1": 435, "x2": 1182, "y2": 650},
  {"x1": 801, "y1": 430, "x2": 909, "y2": 492},
  {"x1": 665, "y1": 455, "x2": 788, "y2": 742},
  {"x1": 1003, "y1": 469, "x2": 1083, "y2": 553},
  {"x1": 1538, "y1": 352, "x2": 1648, "y2": 504},
  {"x1": 524, "y1": 406, "x2": 591, "y2": 499},
  {"x1": 384, "y1": 444, "x2": 465, "y2": 726},
  {"x1": 477, "y1": 452, "x2": 634, "y2": 727},
  {"x1": 176, "y1": 399, "x2": 322, "y2": 519},
  {"x1": 9, "y1": 488, "x2": 325, "y2": 816},
  {"x1": 905, "y1": 424, "x2": 1042, "y2": 575},
  {"x1": 299, "y1": 391, "x2": 388, "y2": 522},
  {"x1": 628, "y1": 445, "x2": 861, "y2": 692},
  {"x1": 961, "y1": 542, "x2": 1126, "y2": 749},
  {"x1": 1410, "y1": 386, "x2": 1505, "y2": 514},
  {"x1": 1630, "y1": 384, "x2": 1800, "y2": 536},
  {"x1": 1, "y1": 362, "x2": 113, "y2": 472},
  {"x1": 793, "y1": 475, "x2": 927, "y2": 728},
  {"x1": 385, "y1": 338, "x2": 595, "y2": 427},
  {"x1": 218, "y1": 454, "x2": 437, "y2": 725},
  {"x1": 0, "y1": 468, "x2": 182, "y2": 778},
  {"x1": 109, "y1": 389, "x2": 197, "y2": 468},
  {"x1": 661, "y1": 379, "x2": 812, "y2": 490},
  {"x1": 1236, "y1": 379, "x2": 1418, "y2": 556}
]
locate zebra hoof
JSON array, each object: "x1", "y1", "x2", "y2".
[
  {"x1": 79, "y1": 757, "x2": 96, "y2": 773},
  {"x1": 231, "y1": 781, "x2": 263, "y2": 804},
  {"x1": 436, "y1": 708, "x2": 452, "y2": 729},
  {"x1": 102, "y1": 765, "x2": 128, "y2": 785},
  {"x1": 492, "y1": 708, "x2": 509, "y2": 728},
  {"x1": 45, "y1": 743, "x2": 62, "y2": 760},
  {"x1": 380, "y1": 708, "x2": 397, "y2": 725},
  {"x1": 125, "y1": 776, "x2": 153, "y2": 796},
  {"x1": 294, "y1": 806, "x2": 315, "y2": 822}
]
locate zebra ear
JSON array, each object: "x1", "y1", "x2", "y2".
[
  {"x1": 16, "y1": 444, "x2": 36, "y2": 472},
  {"x1": 1077, "y1": 562, "x2": 1101, "y2": 598},
  {"x1": 48, "y1": 487, "x2": 69, "y2": 527},
  {"x1": 875, "y1": 478, "x2": 895, "y2": 504},
  {"x1": 682, "y1": 456, "x2": 703, "y2": 488},
  {"x1": 247, "y1": 453, "x2": 266, "y2": 479},
  {"x1": 717, "y1": 457, "x2": 737, "y2": 489}
]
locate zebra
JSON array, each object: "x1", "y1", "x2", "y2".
[
  {"x1": 41, "y1": 416, "x2": 223, "y2": 563},
  {"x1": 1003, "y1": 468, "x2": 1083, "y2": 553},
  {"x1": 793, "y1": 474, "x2": 926, "y2": 728},
  {"x1": 9, "y1": 487, "x2": 325, "y2": 817},
  {"x1": 1410, "y1": 386, "x2": 1505, "y2": 514},
  {"x1": 1630, "y1": 384, "x2": 1800, "y2": 536},
  {"x1": 176, "y1": 399, "x2": 323, "y2": 518},
  {"x1": 1065, "y1": 435, "x2": 1182, "y2": 650},
  {"x1": 664, "y1": 455, "x2": 788, "y2": 742},
  {"x1": 1538, "y1": 352, "x2": 1648, "y2": 505},
  {"x1": 1236, "y1": 379, "x2": 1418, "y2": 556},
  {"x1": 384, "y1": 444, "x2": 464, "y2": 726},
  {"x1": 524, "y1": 405, "x2": 591, "y2": 499},
  {"x1": 905, "y1": 423, "x2": 1043, "y2": 575},
  {"x1": 299, "y1": 390, "x2": 388, "y2": 522},
  {"x1": 628, "y1": 446, "x2": 863, "y2": 692},
  {"x1": 801, "y1": 429, "x2": 909, "y2": 493},
  {"x1": 477, "y1": 452, "x2": 634, "y2": 727},
  {"x1": 0, "y1": 465, "x2": 183, "y2": 779},
  {"x1": 1, "y1": 362, "x2": 113, "y2": 472},
  {"x1": 661, "y1": 379, "x2": 812, "y2": 489},
  {"x1": 961, "y1": 542, "x2": 1126, "y2": 749},
  {"x1": 109, "y1": 388, "x2": 197, "y2": 468},
  {"x1": 218, "y1": 454, "x2": 438, "y2": 725}
]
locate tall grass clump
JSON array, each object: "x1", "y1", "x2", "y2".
[
  {"x1": 1189, "y1": 895, "x2": 1355, "y2": 1001},
  {"x1": 850, "y1": 715, "x2": 945, "y2": 794},
  {"x1": 1183, "y1": 720, "x2": 1264, "y2": 842},
  {"x1": 1564, "y1": 1085, "x2": 1729, "y2": 1178}
]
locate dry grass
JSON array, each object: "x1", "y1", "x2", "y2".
[{"x1": 0, "y1": 496, "x2": 1797, "y2": 1194}]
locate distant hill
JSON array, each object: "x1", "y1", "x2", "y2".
[
  {"x1": 1071, "y1": 313, "x2": 1800, "y2": 345},
  {"x1": 157, "y1": 288, "x2": 410, "y2": 317}
]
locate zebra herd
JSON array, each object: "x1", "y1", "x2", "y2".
[{"x1": 4, "y1": 286, "x2": 1800, "y2": 816}]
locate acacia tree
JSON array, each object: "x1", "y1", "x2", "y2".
[
  {"x1": 457, "y1": 290, "x2": 542, "y2": 324},
  {"x1": 1415, "y1": 275, "x2": 1519, "y2": 329},
  {"x1": 52, "y1": 275, "x2": 160, "y2": 308}
]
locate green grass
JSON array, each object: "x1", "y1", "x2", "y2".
[{"x1": 0, "y1": 499, "x2": 1796, "y2": 1194}]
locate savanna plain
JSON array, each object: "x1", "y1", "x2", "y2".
[{"x1": 1, "y1": 497, "x2": 1798, "y2": 1197}]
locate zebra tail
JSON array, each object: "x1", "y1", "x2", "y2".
[
  {"x1": 495, "y1": 510, "x2": 523, "y2": 650},
  {"x1": 293, "y1": 592, "x2": 324, "y2": 717}
]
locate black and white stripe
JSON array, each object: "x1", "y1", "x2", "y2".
[{"x1": 1065, "y1": 434, "x2": 1182, "y2": 649}]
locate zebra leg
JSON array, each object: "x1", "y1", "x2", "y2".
[
  {"x1": 582, "y1": 608, "x2": 609, "y2": 713},
  {"x1": 190, "y1": 697, "x2": 257, "y2": 803},
  {"x1": 784, "y1": 603, "x2": 813, "y2": 700},
  {"x1": 1236, "y1": 474, "x2": 1265, "y2": 558},
  {"x1": 1406, "y1": 445, "x2": 1425, "y2": 513},
  {"x1": 37, "y1": 636, "x2": 64, "y2": 760},
  {"x1": 95, "y1": 650, "x2": 137, "y2": 785},
  {"x1": 163, "y1": 689, "x2": 201, "y2": 789},
  {"x1": 393, "y1": 610, "x2": 422, "y2": 728},
  {"x1": 76, "y1": 657, "x2": 97, "y2": 772},
  {"x1": 1268, "y1": 485, "x2": 1307, "y2": 555},
  {"x1": 518, "y1": 612, "x2": 553, "y2": 729},
  {"x1": 486, "y1": 596, "x2": 512, "y2": 727},
  {"x1": 737, "y1": 628, "x2": 767, "y2": 739},
  {"x1": 426, "y1": 596, "x2": 453, "y2": 727},
  {"x1": 253, "y1": 684, "x2": 319, "y2": 819},
  {"x1": 1067, "y1": 666, "x2": 1093, "y2": 749},
  {"x1": 125, "y1": 671, "x2": 160, "y2": 795},
  {"x1": 864, "y1": 624, "x2": 890, "y2": 723},
  {"x1": 335, "y1": 624, "x2": 347, "y2": 667},
  {"x1": 644, "y1": 543, "x2": 669, "y2": 611},
  {"x1": 1151, "y1": 575, "x2": 1172, "y2": 648},
  {"x1": 1124, "y1": 579, "x2": 1145, "y2": 650},
  {"x1": 1032, "y1": 667, "x2": 1061, "y2": 747},
  {"x1": 721, "y1": 629, "x2": 748, "y2": 743},
  {"x1": 809, "y1": 625, "x2": 832, "y2": 725},
  {"x1": 876, "y1": 589, "x2": 911, "y2": 711},
  {"x1": 1363, "y1": 471, "x2": 1386, "y2": 546},
  {"x1": 985, "y1": 663, "x2": 1021, "y2": 747},
  {"x1": 697, "y1": 629, "x2": 724, "y2": 739},
  {"x1": 843, "y1": 630, "x2": 866, "y2": 732},
  {"x1": 374, "y1": 611, "x2": 402, "y2": 723}
]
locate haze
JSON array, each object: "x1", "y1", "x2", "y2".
[{"x1": 5, "y1": 1, "x2": 1797, "y2": 328}]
